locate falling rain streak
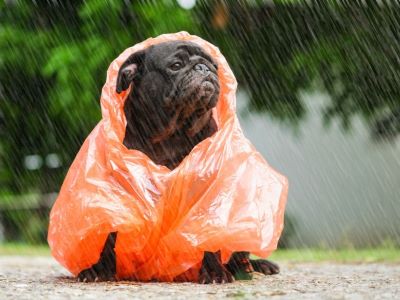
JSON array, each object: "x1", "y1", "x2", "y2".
[{"x1": 0, "y1": 0, "x2": 399, "y2": 250}]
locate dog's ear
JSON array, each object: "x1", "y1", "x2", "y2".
[{"x1": 116, "y1": 50, "x2": 145, "y2": 94}]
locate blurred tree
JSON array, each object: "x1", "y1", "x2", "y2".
[
  {"x1": 0, "y1": 0, "x2": 196, "y2": 243},
  {"x1": 194, "y1": 0, "x2": 400, "y2": 137},
  {"x1": 194, "y1": 1, "x2": 311, "y2": 125},
  {"x1": 0, "y1": 0, "x2": 196, "y2": 195}
]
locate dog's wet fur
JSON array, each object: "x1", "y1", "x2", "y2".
[{"x1": 77, "y1": 41, "x2": 279, "y2": 283}]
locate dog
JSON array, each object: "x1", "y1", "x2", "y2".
[{"x1": 77, "y1": 41, "x2": 279, "y2": 283}]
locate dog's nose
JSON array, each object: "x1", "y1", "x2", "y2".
[{"x1": 194, "y1": 63, "x2": 210, "y2": 75}]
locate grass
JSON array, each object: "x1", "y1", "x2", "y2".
[
  {"x1": 267, "y1": 247, "x2": 400, "y2": 263},
  {"x1": 0, "y1": 243, "x2": 399, "y2": 262},
  {"x1": 0, "y1": 243, "x2": 50, "y2": 256}
]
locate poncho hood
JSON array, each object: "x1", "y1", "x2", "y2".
[{"x1": 48, "y1": 32, "x2": 288, "y2": 282}]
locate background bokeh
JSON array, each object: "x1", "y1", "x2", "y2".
[{"x1": 0, "y1": 0, "x2": 399, "y2": 248}]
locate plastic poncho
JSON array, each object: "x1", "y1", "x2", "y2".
[{"x1": 48, "y1": 32, "x2": 288, "y2": 282}]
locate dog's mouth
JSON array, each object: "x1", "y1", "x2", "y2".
[{"x1": 177, "y1": 77, "x2": 219, "y2": 121}]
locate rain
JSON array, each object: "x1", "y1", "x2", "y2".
[{"x1": 0, "y1": 0, "x2": 399, "y2": 298}]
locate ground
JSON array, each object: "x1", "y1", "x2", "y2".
[{"x1": 0, "y1": 256, "x2": 399, "y2": 299}]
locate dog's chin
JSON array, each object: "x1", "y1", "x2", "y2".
[{"x1": 199, "y1": 81, "x2": 219, "y2": 109}]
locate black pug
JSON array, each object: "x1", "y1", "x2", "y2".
[{"x1": 78, "y1": 41, "x2": 279, "y2": 283}]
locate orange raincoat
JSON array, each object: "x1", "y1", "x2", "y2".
[{"x1": 48, "y1": 32, "x2": 288, "y2": 282}]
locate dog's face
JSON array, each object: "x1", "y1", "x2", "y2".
[{"x1": 116, "y1": 41, "x2": 220, "y2": 142}]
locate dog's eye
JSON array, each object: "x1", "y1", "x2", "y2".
[{"x1": 170, "y1": 62, "x2": 183, "y2": 71}]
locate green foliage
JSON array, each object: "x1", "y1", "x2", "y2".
[
  {"x1": 284, "y1": 4, "x2": 400, "y2": 133},
  {"x1": 194, "y1": 1, "x2": 400, "y2": 134},
  {"x1": 0, "y1": 0, "x2": 196, "y2": 194}
]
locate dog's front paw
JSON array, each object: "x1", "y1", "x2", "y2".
[
  {"x1": 199, "y1": 264, "x2": 234, "y2": 284},
  {"x1": 225, "y1": 251, "x2": 254, "y2": 280},
  {"x1": 77, "y1": 267, "x2": 116, "y2": 282},
  {"x1": 198, "y1": 251, "x2": 234, "y2": 284},
  {"x1": 77, "y1": 268, "x2": 97, "y2": 282},
  {"x1": 77, "y1": 232, "x2": 117, "y2": 283},
  {"x1": 250, "y1": 259, "x2": 280, "y2": 275}
]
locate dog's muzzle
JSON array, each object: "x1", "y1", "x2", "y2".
[{"x1": 194, "y1": 63, "x2": 216, "y2": 100}]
